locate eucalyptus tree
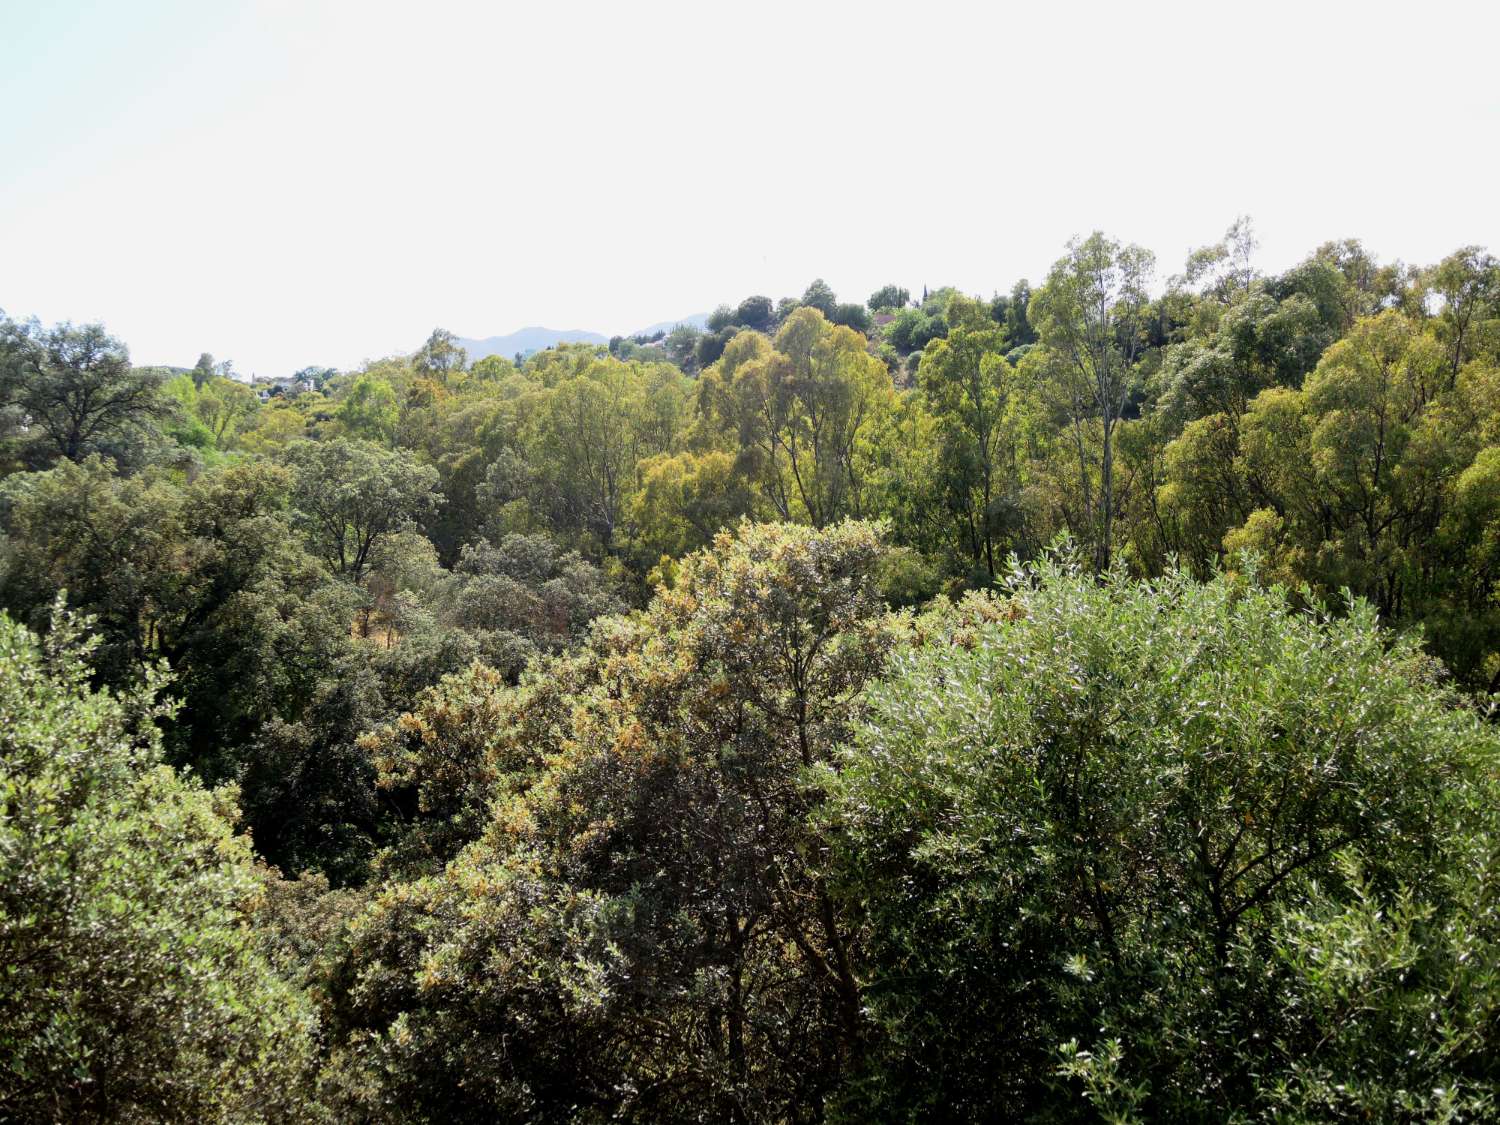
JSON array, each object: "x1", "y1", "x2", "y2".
[
  {"x1": 916, "y1": 294, "x2": 1014, "y2": 577},
  {"x1": 1429, "y1": 245, "x2": 1499, "y2": 385},
  {"x1": 703, "y1": 310, "x2": 892, "y2": 528},
  {"x1": 1029, "y1": 232, "x2": 1155, "y2": 571}
]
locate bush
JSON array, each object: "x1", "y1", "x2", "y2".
[
  {"x1": 829, "y1": 558, "x2": 1500, "y2": 1121},
  {"x1": 0, "y1": 605, "x2": 319, "y2": 1121}
]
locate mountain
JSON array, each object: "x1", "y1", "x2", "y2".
[
  {"x1": 630, "y1": 312, "x2": 710, "y2": 337},
  {"x1": 456, "y1": 327, "x2": 608, "y2": 362},
  {"x1": 457, "y1": 314, "x2": 710, "y2": 363}
]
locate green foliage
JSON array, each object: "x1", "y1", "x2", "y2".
[
  {"x1": 664, "y1": 322, "x2": 705, "y2": 371},
  {"x1": 4, "y1": 233, "x2": 1500, "y2": 1121},
  {"x1": 430, "y1": 532, "x2": 622, "y2": 678},
  {"x1": 829, "y1": 557, "x2": 1500, "y2": 1121},
  {"x1": 801, "y1": 278, "x2": 838, "y2": 318},
  {"x1": 412, "y1": 328, "x2": 467, "y2": 380},
  {"x1": 1030, "y1": 231, "x2": 1156, "y2": 571},
  {"x1": 196, "y1": 374, "x2": 260, "y2": 449},
  {"x1": 994, "y1": 278, "x2": 1037, "y2": 346},
  {"x1": 360, "y1": 660, "x2": 534, "y2": 879},
  {"x1": 336, "y1": 375, "x2": 400, "y2": 445},
  {"x1": 698, "y1": 308, "x2": 893, "y2": 527},
  {"x1": 627, "y1": 448, "x2": 757, "y2": 563},
  {"x1": 1157, "y1": 289, "x2": 1332, "y2": 421},
  {"x1": 282, "y1": 437, "x2": 442, "y2": 582},
  {"x1": 328, "y1": 521, "x2": 898, "y2": 1121},
  {"x1": 0, "y1": 606, "x2": 319, "y2": 1121},
  {"x1": 829, "y1": 302, "x2": 872, "y2": 333},
  {"x1": 883, "y1": 305, "x2": 946, "y2": 354},
  {"x1": 696, "y1": 324, "x2": 736, "y2": 368},
  {"x1": 916, "y1": 294, "x2": 1016, "y2": 577},
  {"x1": 192, "y1": 351, "x2": 218, "y2": 389},
  {"x1": 1429, "y1": 246, "x2": 1499, "y2": 383},
  {"x1": 162, "y1": 372, "x2": 218, "y2": 452},
  {"x1": 735, "y1": 295, "x2": 775, "y2": 332},
  {"x1": 0, "y1": 454, "x2": 395, "y2": 878},
  {"x1": 0, "y1": 318, "x2": 175, "y2": 467},
  {"x1": 1155, "y1": 307, "x2": 1500, "y2": 686},
  {"x1": 0, "y1": 456, "x2": 188, "y2": 684}
]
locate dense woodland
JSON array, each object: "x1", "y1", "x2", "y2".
[{"x1": 4, "y1": 224, "x2": 1500, "y2": 1122}]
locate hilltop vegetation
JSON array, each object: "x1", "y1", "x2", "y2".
[{"x1": 3, "y1": 225, "x2": 1500, "y2": 1121}]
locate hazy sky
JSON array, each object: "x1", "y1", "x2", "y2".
[{"x1": 3, "y1": 0, "x2": 1497, "y2": 377}]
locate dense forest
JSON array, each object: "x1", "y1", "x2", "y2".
[{"x1": 4, "y1": 225, "x2": 1500, "y2": 1122}]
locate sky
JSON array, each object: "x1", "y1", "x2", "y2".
[{"x1": 2, "y1": 0, "x2": 1497, "y2": 378}]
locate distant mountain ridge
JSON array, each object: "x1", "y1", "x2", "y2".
[
  {"x1": 455, "y1": 328, "x2": 607, "y2": 363},
  {"x1": 630, "y1": 312, "x2": 710, "y2": 337},
  {"x1": 457, "y1": 313, "x2": 709, "y2": 362}
]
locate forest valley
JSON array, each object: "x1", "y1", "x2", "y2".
[{"x1": 4, "y1": 225, "x2": 1500, "y2": 1122}]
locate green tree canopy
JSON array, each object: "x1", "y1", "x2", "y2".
[
  {"x1": 328, "y1": 521, "x2": 897, "y2": 1121},
  {"x1": 0, "y1": 319, "x2": 174, "y2": 467},
  {"x1": 282, "y1": 438, "x2": 442, "y2": 582},
  {"x1": 831, "y1": 558, "x2": 1500, "y2": 1121},
  {"x1": 0, "y1": 606, "x2": 318, "y2": 1121}
]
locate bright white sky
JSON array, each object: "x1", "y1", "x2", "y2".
[{"x1": 2, "y1": 0, "x2": 1497, "y2": 377}]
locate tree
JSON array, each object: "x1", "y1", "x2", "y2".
[
  {"x1": 1157, "y1": 289, "x2": 1332, "y2": 422},
  {"x1": 0, "y1": 456, "x2": 184, "y2": 683},
  {"x1": 696, "y1": 326, "x2": 737, "y2": 368},
  {"x1": 192, "y1": 351, "x2": 218, "y2": 389},
  {"x1": 883, "y1": 306, "x2": 946, "y2": 355},
  {"x1": 1002, "y1": 279, "x2": 1037, "y2": 347},
  {"x1": 703, "y1": 309, "x2": 893, "y2": 527},
  {"x1": 627, "y1": 449, "x2": 758, "y2": 563},
  {"x1": 735, "y1": 295, "x2": 775, "y2": 332},
  {"x1": 2, "y1": 455, "x2": 274, "y2": 707},
  {"x1": 0, "y1": 606, "x2": 318, "y2": 1120},
  {"x1": 336, "y1": 374, "x2": 400, "y2": 445},
  {"x1": 1429, "y1": 246, "x2": 1499, "y2": 385},
  {"x1": 867, "y1": 285, "x2": 910, "y2": 312},
  {"x1": 664, "y1": 322, "x2": 705, "y2": 371},
  {"x1": 1298, "y1": 310, "x2": 1448, "y2": 613},
  {"x1": 428, "y1": 532, "x2": 622, "y2": 681},
  {"x1": 196, "y1": 374, "x2": 259, "y2": 449},
  {"x1": 328, "y1": 521, "x2": 898, "y2": 1121},
  {"x1": 294, "y1": 365, "x2": 338, "y2": 392},
  {"x1": 917, "y1": 294, "x2": 1015, "y2": 577},
  {"x1": 359, "y1": 660, "x2": 542, "y2": 880},
  {"x1": 1030, "y1": 232, "x2": 1156, "y2": 571},
  {"x1": 1179, "y1": 214, "x2": 1259, "y2": 302},
  {"x1": 413, "y1": 327, "x2": 468, "y2": 380},
  {"x1": 829, "y1": 303, "x2": 872, "y2": 334},
  {"x1": 510, "y1": 356, "x2": 685, "y2": 554},
  {"x1": 0, "y1": 455, "x2": 393, "y2": 879},
  {"x1": 0, "y1": 320, "x2": 174, "y2": 466},
  {"x1": 830, "y1": 559, "x2": 1500, "y2": 1121},
  {"x1": 282, "y1": 438, "x2": 442, "y2": 582},
  {"x1": 800, "y1": 278, "x2": 838, "y2": 317}
]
